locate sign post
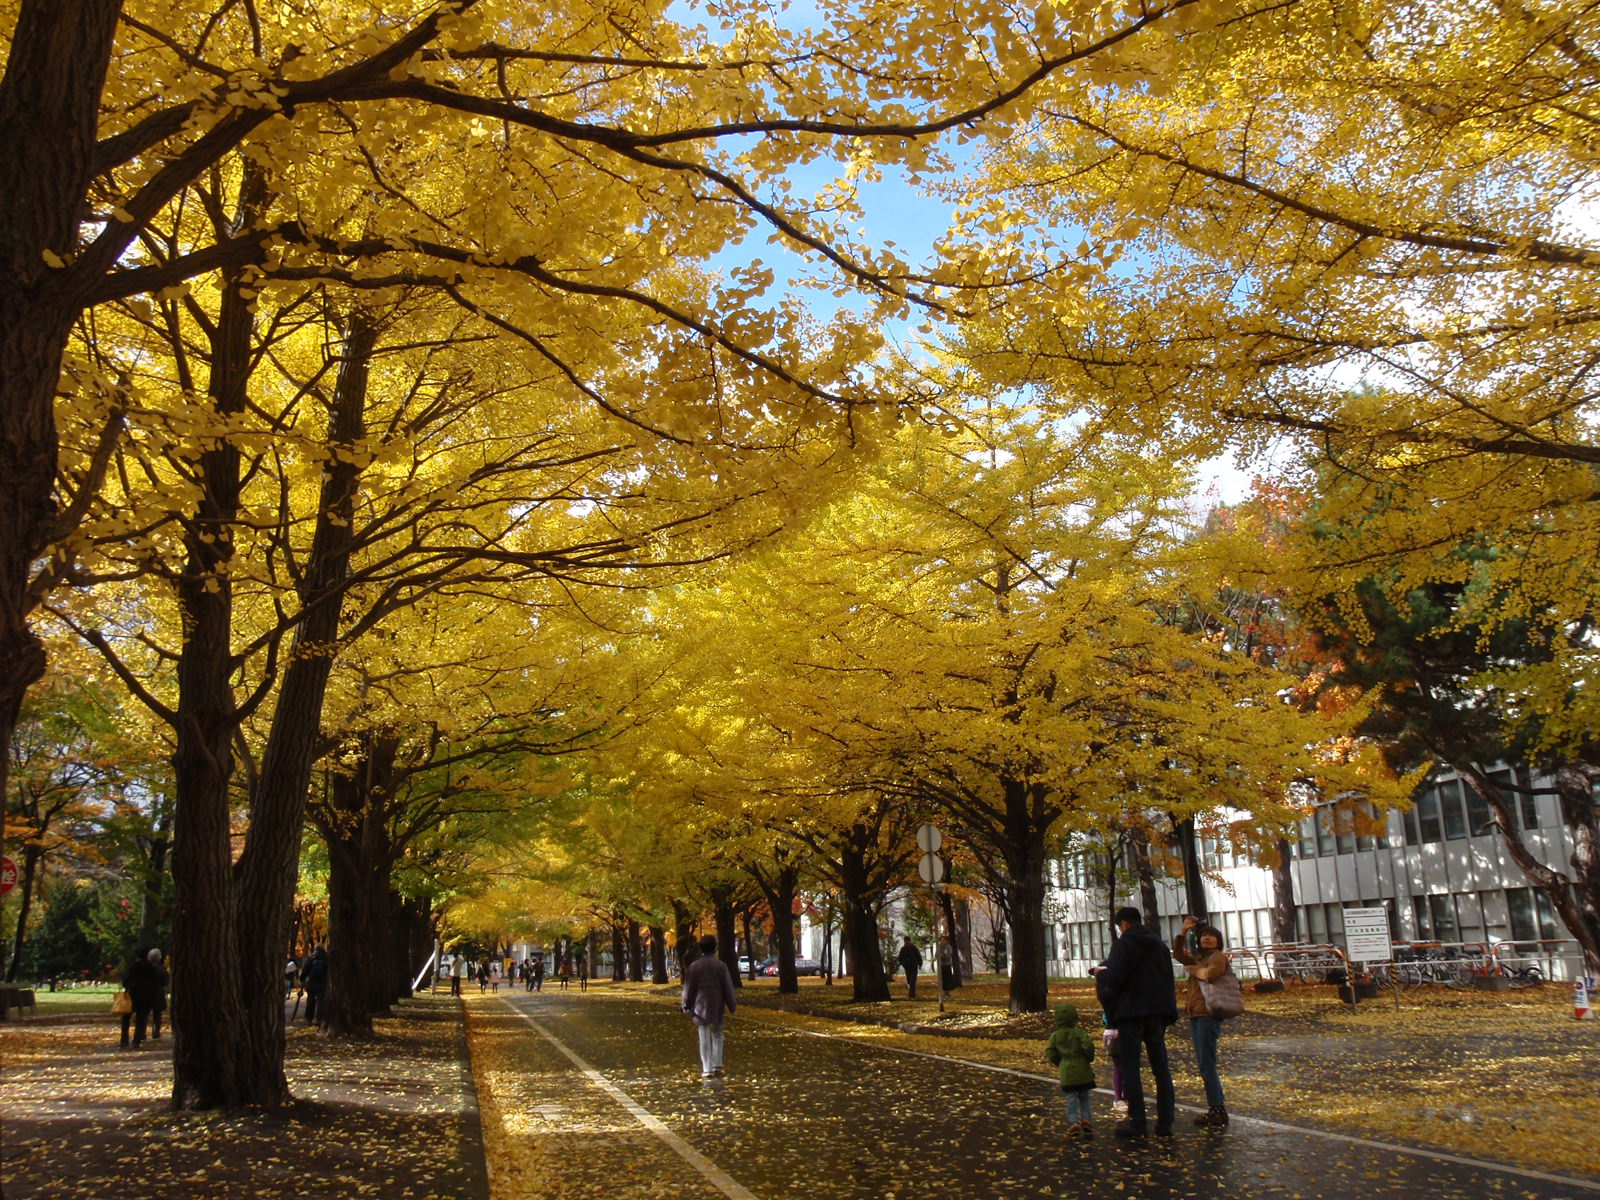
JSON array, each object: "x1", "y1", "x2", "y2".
[
  {"x1": 917, "y1": 825, "x2": 945, "y2": 1012},
  {"x1": 1342, "y1": 906, "x2": 1394, "y2": 1010}
]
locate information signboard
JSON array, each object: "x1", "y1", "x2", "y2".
[{"x1": 1343, "y1": 906, "x2": 1393, "y2": 963}]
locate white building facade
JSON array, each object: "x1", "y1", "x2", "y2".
[{"x1": 1048, "y1": 765, "x2": 1586, "y2": 980}]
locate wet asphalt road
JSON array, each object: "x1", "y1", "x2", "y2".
[{"x1": 492, "y1": 990, "x2": 1598, "y2": 1200}]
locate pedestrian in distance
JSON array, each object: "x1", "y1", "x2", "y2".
[
  {"x1": 284, "y1": 953, "x2": 299, "y2": 998},
  {"x1": 1173, "y1": 916, "x2": 1235, "y2": 1128},
  {"x1": 1096, "y1": 907, "x2": 1179, "y2": 1138},
  {"x1": 681, "y1": 934, "x2": 737, "y2": 1080},
  {"x1": 897, "y1": 937, "x2": 923, "y2": 999},
  {"x1": 449, "y1": 952, "x2": 463, "y2": 997},
  {"x1": 532, "y1": 955, "x2": 545, "y2": 992},
  {"x1": 557, "y1": 955, "x2": 571, "y2": 990},
  {"x1": 119, "y1": 947, "x2": 166, "y2": 1050},
  {"x1": 476, "y1": 960, "x2": 490, "y2": 993},
  {"x1": 300, "y1": 944, "x2": 329, "y2": 1023},
  {"x1": 147, "y1": 948, "x2": 168, "y2": 1040},
  {"x1": 1046, "y1": 1001, "x2": 1098, "y2": 1135}
]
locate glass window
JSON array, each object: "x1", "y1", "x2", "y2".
[
  {"x1": 1455, "y1": 893, "x2": 1485, "y2": 938},
  {"x1": 1305, "y1": 904, "x2": 1327, "y2": 943},
  {"x1": 1325, "y1": 904, "x2": 1346, "y2": 941},
  {"x1": 1463, "y1": 784, "x2": 1494, "y2": 837},
  {"x1": 1416, "y1": 789, "x2": 1443, "y2": 842},
  {"x1": 1315, "y1": 807, "x2": 1336, "y2": 856},
  {"x1": 1403, "y1": 806, "x2": 1421, "y2": 845},
  {"x1": 1256, "y1": 909, "x2": 1276, "y2": 944},
  {"x1": 1334, "y1": 807, "x2": 1357, "y2": 855},
  {"x1": 1412, "y1": 896, "x2": 1432, "y2": 940},
  {"x1": 1428, "y1": 894, "x2": 1458, "y2": 943},
  {"x1": 1490, "y1": 767, "x2": 1540, "y2": 829},
  {"x1": 1222, "y1": 911, "x2": 1243, "y2": 947},
  {"x1": 1439, "y1": 779, "x2": 1468, "y2": 840},
  {"x1": 1507, "y1": 889, "x2": 1537, "y2": 942},
  {"x1": 1296, "y1": 817, "x2": 1315, "y2": 858}
]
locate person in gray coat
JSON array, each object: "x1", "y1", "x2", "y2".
[{"x1": 681, "y1": 935, "x2": 737, "y2": 1080}]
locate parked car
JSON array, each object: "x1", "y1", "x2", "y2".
[{"x1": 762, "y1": 957, "x2": 823, "y2": 977}]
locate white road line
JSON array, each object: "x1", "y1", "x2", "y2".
[
  {"x1": 776, "y1": 1020, "x2": 1600, "y2": 1194},
  {"x1": 503, "y1": 997, "x2": 760, "y2": 1200}
]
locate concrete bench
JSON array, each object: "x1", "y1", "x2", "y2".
[{"x1": 0, "y1": 986, "x2": 37, "y2": 1019}]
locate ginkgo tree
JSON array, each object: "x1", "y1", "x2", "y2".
[
  {"x1": 676, "y1": 402, "x2": 1405, "y2": 1012},
  {"x1": 946, "y1": 0, "x2": 1600, "y2": 798}
]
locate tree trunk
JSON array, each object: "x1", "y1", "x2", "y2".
[
  {"x1": 321, "y1": 828, "x2": 372, "y2": 1037},
  {"x1": 138, "y1": 814, "x2": 172, "y2": 951},
  {"x1": 626, "y1": 918, "x2": 644, "y2": 982},
  {"x1": 752, "y1": 864, "x2": 800, "y2": 994},
  {"x1": 317, "y1": 732, "x2": 399, "y2": 1037},
  {"x1": 712, "y1": 892, "x2": 740, "y2": 987},
  {"x1": 5, "y1": 843, "x2": 44, "y2": 981},
  {"x1": 0, "y1": 0, "x2": 122, "y2": 814},
  {"x1": 1173, "y1": 816, "x2": 1208, "y2": 922},
  {"x1": 648, "y1": 925, "x2": 669, "y2": 984},
  {"x1": 839, "y1": 840, "x2": 890, "y2": 1001},
  {"x1": 610, "y1": 921, "x2": 626, "y2": 982},
  {"x1": 1463, "y1": 762, "x2": 1600, "y2": 976},
  {"x1": 1134, "y1": 838, "x2": 1161, "y2": 931},
  {"x1": 671, "y1": 901, "x2": 697, "y2": 977},
  {"x1": 938, "y1": 887, "x2": 963, "y2": 988},
  {"x1": 168, "y1": 242, "x2": 267, "y2": 1107},
  {"x1": 1001, "y1": 831, "x2": 1051, "y2": 1014},
  {"x1": 1270, "y1": 836, "x2": 1299, "y2": 944},
  {"x1": 233, "y1": 309, "x2": 373, "y2": 1075}
]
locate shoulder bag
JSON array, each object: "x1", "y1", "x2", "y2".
[
  {"x1": 1196, "y1": 970, "x2": 1245, "y2": 1020},
  {"x1": 110, "y1": 990, "x2": 134, "y2": 1015}
]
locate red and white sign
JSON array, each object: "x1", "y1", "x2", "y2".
[{"x1": 0, "y1": 855, "x2": 17, "y2": 897}]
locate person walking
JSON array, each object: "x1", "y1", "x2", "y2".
[
  {"x1": 449, "y1": 952, "x2": 464, "y2": 997},
  {"x1": 147, "y1": 949, "x2": 169, "y2": 1040},
  {"x1": 532, "y1": 955, "x2": 545, "y2": 992},
  {"x1": 1173, "y1": 916, "x2": 1233, "y2": 1128},
  {"x1": 897, "y1": 937, "x2": 923, "y2": 999},
  {"x1": 1096, "y1": 907, "x2": 1179, "y2": 1138},
  {"x1": 681, "y1": 935, "x2": 737, "y2": 1080},
  {"x1": 1045, "y1": 1001, "x2": 1098, "y2": 1135},
  {"x1": 119, "y1": 948, "x2": 166, "y2": 1049},
  {"x1": 300, "y1": 944, "x2": 329, "y2": 1023}
]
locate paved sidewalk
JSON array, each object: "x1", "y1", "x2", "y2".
[{"x1": 0, "y1": 992, "x2": 487, "y2": 1200}]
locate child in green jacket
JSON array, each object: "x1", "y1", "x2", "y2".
[{"x1": 1045, "y1": 1002, "x2": 1098, "y2": 1134}]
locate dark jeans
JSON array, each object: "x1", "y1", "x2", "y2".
[
  {"x1": 1115, "y1": 1015, "x2": 1176, "y2": 1131},
  {"x1": 305, "y1": 987, "x2": 324, "y2": 1023},
  {"x1": 1190, "y1": 1016, "x2": 1225, "y2": 1106},
  {"x1": 902, "y1": 968, "x2": 918, "y2": 998}
]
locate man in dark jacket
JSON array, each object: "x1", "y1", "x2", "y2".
[
  {"x1": 896, "y1": 938, "x2": 923, "y2": 999},
  {"x1": 1095, "y1": 907, "x2": 1179, "y2": 1137},
  {"x1": 300, "y1": 945, "x2": 329, "y2": 1024},
  {"x1": 120, "y1": 948, "x2": 167, "y2": 1049}
]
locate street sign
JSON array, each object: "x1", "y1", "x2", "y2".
[
  {"x1": 0, "y1": 855, "x2": 16, "y2": 896},
  {"x1": 1343, "y1": 906, "x2": 1393, "y2": 963},
  {"x1": 917, "y1": 824, "x2": 942, "y2": 853},
  {"x1": 918, "y1": 852, "x2": 944, "y2": 885}
]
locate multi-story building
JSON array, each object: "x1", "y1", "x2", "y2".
[{"x1": 1049, "y1": 765, "x2": 1587, "y2": 981}]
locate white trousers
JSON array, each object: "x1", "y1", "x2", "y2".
[{"x1": 697, "y1": 1022, "x2": 726, "y2": 1074}]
